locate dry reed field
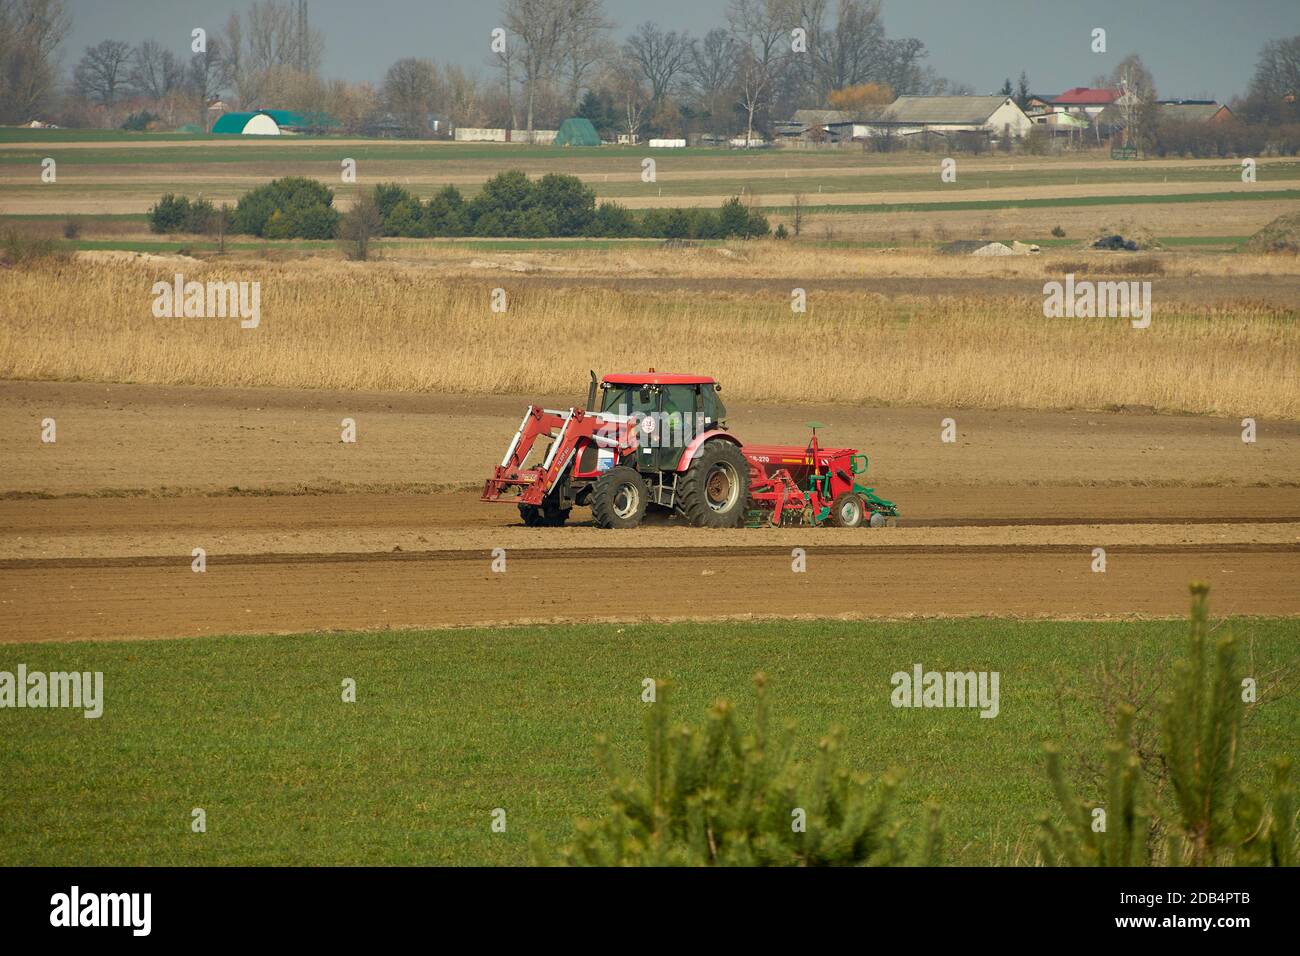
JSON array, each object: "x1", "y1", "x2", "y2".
[
  {"x1": 2, "y1": 255, "x2": 1296, "y2": 419},
  {"x1": 388, "y1": 240, "x2": 1300, "y2": 279}
]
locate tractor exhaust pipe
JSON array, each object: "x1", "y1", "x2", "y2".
[{"x1": 586, "y1": 370, "x2": 597, "y2": 413}]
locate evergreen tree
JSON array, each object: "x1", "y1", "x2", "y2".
[
  {"x1": 535, "y1": 674, "x2": 943, "y2": 867},
  {"x1": 1040, "y1": 584, "x2": 1295, "y2": 866}
]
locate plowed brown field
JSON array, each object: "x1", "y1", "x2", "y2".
[{"x1": 1, "y1": 380, "x2": 1296, "y2": 642}]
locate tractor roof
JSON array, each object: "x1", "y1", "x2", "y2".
[{"x1": 603, "y1": 373, "x2": 715, "y2": 386}]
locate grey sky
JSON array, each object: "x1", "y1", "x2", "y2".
[{"x1": 64, "y1": 0, "x2": 1299, "y2": 101}]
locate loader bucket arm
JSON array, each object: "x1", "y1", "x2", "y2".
[{"x1": 481, "y1": 405, "x2": 632, "y2": 506}]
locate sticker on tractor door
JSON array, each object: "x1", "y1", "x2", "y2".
[{"x1": 597, "y1": 449, "x2": 615, "y2": 471}]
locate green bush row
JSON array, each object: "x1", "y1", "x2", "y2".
[{"x1": 149, "y1": 170, "x2": 770, "y2": 241}]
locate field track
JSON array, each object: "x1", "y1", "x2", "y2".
[
  {"x1": 5, "y1": 539, "x2": 1297, "y2": 643},
  {"x1": 2, "y1": 487, "x2": 1297, "y2": 643}
]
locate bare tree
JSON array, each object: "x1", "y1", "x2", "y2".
[
  {"x1": 188, "y1": 36, "x2": 231, "y2": 110},
  {"x1": 222, "y1": 1, "x2": 324, "y2": 108},
  {"x1": 609, "y1": 51, "x2": 649, "y2": 142},
  {"x1": 444, "y1": 63, "x2": 485, "y2": 128},
  {"x1": 382, "y1": 57, "x2": 441, "y2": 137},
  {"x1": 339, "y1": 192, "x2": 383, "y2": 261},
  {"x1": 130, "y1": 39, "x2": 184, "y2": 100},
  {"x1": 797, "y1": 0, "x2": 886, "y2": 101},
  {"x1": 559, "y1": 0, "x2": 613, "y2": 112},
  {"x1": 791, "y1": 191, "x2": 806, "y2": 236},
  {"x1": 728, "y1": 0, "x2": 789, "y2": 142},
  {"x1": 0, "y1": 0, "x2": 70, "y2": 123},
  {"x1": 624, "y1": 21, "x2": 694, "y2": 105},
  {"x1": 491, "y1": 28, "x2": 517, "y2": 134},
  {"x1": 735, "y1": 48, "x2": 770, "y2": 146},
  {"x1": 1243, "y1": 35, "x2": 1300, "y2": 124},
  {"x1": 689, "y1": 28, "x2": 740, "y2": 137},
  {"x1": 73, "y1": 40, "x2": 135, "y2": 113},
  {"x1": 222, "y1": 12, "x2": 248, "y2": 105},
  {"x1": 503, "y1": 0, "x2": 568, "y2": 142}
]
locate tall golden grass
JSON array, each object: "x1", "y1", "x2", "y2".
[
  {"x1": 388, "y1": 242, "x2": 1300, "y2": 280},
  {"x1": 2, "y1": 257, "x2": 1296, "y2": 418}
]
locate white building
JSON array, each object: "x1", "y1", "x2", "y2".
[{"x1": 865, "y1": 96, "x2": 1034, "y2": 139}]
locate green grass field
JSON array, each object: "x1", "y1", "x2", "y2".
[{"x1": 1, "y1": 616, "x2": 1294, "y2": 866}]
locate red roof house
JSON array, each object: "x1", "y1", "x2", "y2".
[{"x1": 1052, "y1": 87, "x2": 1122, "y2": 107}]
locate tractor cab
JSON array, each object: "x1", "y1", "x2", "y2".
[{"x1": 595, "y1": 372, "x2": 728, "y2": 472}]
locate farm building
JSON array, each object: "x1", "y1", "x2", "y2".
[
  {"x1": 211, "y1": 111, "x2": 282, "y2": 135},
  {"x1": 774, "y1": 109, "x2": 864, "y2": 143},
  {"x1": 863, "y1": 95, "x2": 1034, "y2": 139},
  {"x1": 210, "y1": 109, "x2": 336, "y2": 135},
  {"x1": 553, "y1": 117, "x2": 601, "y2": 146},
  {"x1": 1157, "y1": 100, "x2": 1233, "y2": 123}
]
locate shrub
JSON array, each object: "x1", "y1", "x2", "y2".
[
  {"x1": 534, "y1": 675, "x2": 943, "y2": 866},
  {"x1": 774, "y1": 223, "x2": 789, "y2": 239},
  {"x1": 1051, "y1": 225, "x2": 1066, "y2": 238},
  {"x1": 423, "y1": 185, "x2": 468, "y2": 237},
  {"x1": 385, "y1": 197, "x2": 426, "y2": 238},
  {"x1": 532, "y1": 172, "x2": 596, "y2": 236},
  {"x1": 587, "y1": 201, "x2": 635, "y2": 238},
  {"x1": 121, "y1": 111, "x2": 159, "y2": 132},
  {"x1": 62, "y1": 217, "x2": 83, "y2": 240},
  {"x1": 469, "y1": 169, "x2": 535, "y2": 227},
  {"x1": 718, "y1": 196, "x2": 751, "y2": 237},
  {"x1": 0, "y1": 229, "x2": 66, "y2": 265},
  {"x1": 148, "y1": 194, "x2": 217, "y2": 234},
  {"x1": 1039, "y1": 584, "x2": 1295, "y2": 866},
  {"x1": 374, "y1": 183, "x2": 417, "y2": 236},
  {"x1": 232, "y1": 177, "x2": 339, "y2": 238},
  {"x1": 338, "y1": 193, "x2": 383, "y2": 261},
  {"x1": 663, "y1": 208, "x2": 691, "y2": 239}
]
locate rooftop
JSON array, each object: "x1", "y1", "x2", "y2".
[{"x1": 879, "y1": 95, "x2": 1019, "y2": 124}]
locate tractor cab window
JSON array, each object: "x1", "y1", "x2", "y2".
[
  {"x1": 661, "y1": 385, "x2": 696, "y2": 419},
  {"x1": 601, "y1": 385, "x2": 657, "y2": 418}
]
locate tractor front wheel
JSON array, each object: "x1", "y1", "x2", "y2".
[
  {"x1": 678, "y1": 440, "x2": 750, "y2": 528},
  {"x1": 519, "y1": 495, "x2": 570, "y2": 527},
  {"x1": 591, "y1": 466, "x2": 650, "y2": 529}
]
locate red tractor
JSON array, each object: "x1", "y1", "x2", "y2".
[{"x1": 481, "y1": 370, "x2": 899, "y2": 530}]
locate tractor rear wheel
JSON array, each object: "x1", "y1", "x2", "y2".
[
  {"x1": 519, "y1": 496, "x2": 570, "y2": 527},
  {"x1": 591, "y1": 466, "x2": 650, "y2": 529},
  {"x1": 828, "y1": 492, "x2": 865, "y2": 528},
  {"x1": 678, "y1": 440, "x2": 750, "y2": 528}
]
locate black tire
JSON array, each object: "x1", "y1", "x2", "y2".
[
  {"x1": 678, "y1": 440, "x2": 750, "y2": 528},
  {"x1": 591, "y1": 466, "x2": 649, "y2": 529},
  {"x1": 827, "y1": 492, "x2": 865, "y2": 528},
  {"x1": 519, "y1": 496, "x2": 570, "y2": 527}
]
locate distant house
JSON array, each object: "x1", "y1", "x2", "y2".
[
  {"x1": 863, "y1": 95, "x2": 1034, "y2": 139},
  {"x1": 1033, "y1": 110, "x2": 1090, "y2": 132},
  {"x1": 1051, "y1": 87, "x2": 1126, "y2": 117},
  {"x1": 1157, "y1": 100, "x2": 1234, "y2": 124},
  {"x1": 1024, "y1": 95, "x2": 1058, "y2": 116}
]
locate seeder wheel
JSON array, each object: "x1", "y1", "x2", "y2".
[{"x1": 828, "y1": 492, "x2": 866, "y2": 528}]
